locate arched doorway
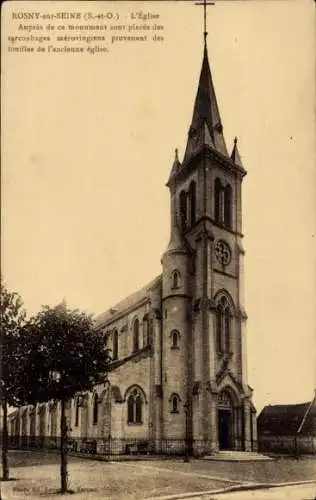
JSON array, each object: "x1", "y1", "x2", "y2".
[{"x1": 217, "y1": 390, "x2": 234, "y2": 450}]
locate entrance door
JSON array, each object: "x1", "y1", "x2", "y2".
[{"x1": 218, "y1": 409, "x2": 232, "y2": 450}]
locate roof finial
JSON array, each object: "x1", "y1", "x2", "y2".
[
  {"x1": 195, "y1": 0, "x2": 215, "y2": 45},
  {"x1": 234, "y1": 136, "x2": 238, "y2": 146},
  {"x1": 175, "y1": 148, "x2": 179, "y2": 161}
]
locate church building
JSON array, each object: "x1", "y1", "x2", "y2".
[{"x1": 8, "y1": 21, "x2": 257, "y2": 457}]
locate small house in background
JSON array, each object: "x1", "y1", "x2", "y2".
[{"x1": 258, "y1": 393, "x2": 316, "y2": 455}]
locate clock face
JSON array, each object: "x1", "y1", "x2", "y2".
[{"x1": 214, "y1": 240, "x2": 231, "y2": 266}]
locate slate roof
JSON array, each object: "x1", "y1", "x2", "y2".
[
  {"x1": 95, "y1": 275, "x2": 162, "y2": 327},
  {"x1": 258, "y1": 399, "x2": 316, "y2": 437}
]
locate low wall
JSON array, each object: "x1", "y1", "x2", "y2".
[
  {"x1": 7, "y1": 436, "x2": 200, "y2": 457},
  {"x1": 259, "y1": 435, "x2": 316, "y2": 455}
]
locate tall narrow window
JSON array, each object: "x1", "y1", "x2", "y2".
[
  {"x1": 216, "y1": 309, "x2": 223, "y2": 353},
  {"x1": 216, "y1": 295, "x2": 231, "y2": 354},
  {"x1": 135, "y1": 395, "x2": 142, "y2": 423},
  {"x1": 215, "y1": 178, "x2": 231, "y2": 226},
  {"x1": 133, "y1": 318, "x2": 140, "y2": 352},
  {"x1": 214, "y1": 178, "x2": 222, "y2": 223},
  {"x1": 143, "y1": 314, "x2": 149, "y2": 346},
  {"x1": 189, "y1": 180, "x2": 196, "y2": 226},
  {"x1": 179, "y1": 190, "x2": 187, "y2": 231},
  {"x1": 224, "y1": 309, "x2": 231, "y2": 352},
  {"x1": 75, "y1": 398, "x2": 80, "y2": 427},
  {"x1": 224, "y1": 184, "x2": 232, "y2": 228},
  {"x1": 219, "y1": 190, "x2": 225, "y2": 224},
  {"x1": 171, "y1": 330, "x2": 180, "y2": 349},
  {"x1": 93, "y1": 394, "x2": 98, "y2": 425},
  {"x1": 171, "y1": 270, "x2": 180, "y2": 289},
  {"x1": 112, "y1": 329, "x2": 118, "y2": 360},
  {"x1": 170, "y1": 393, "x2": 181, "y2": 413},
  {"x1": 127, "y1": 394, "x2": 134, "y2": 423},
  {"x1": 172, "y1": 396, "x2": 178, "y2": 412},
  {"x1": 127, "y1": 387, "x2": 144, "y2": 424}
]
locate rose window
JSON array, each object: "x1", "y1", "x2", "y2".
[{"x1": 214, "y1": 240, "x2": 231, "y2": 266}]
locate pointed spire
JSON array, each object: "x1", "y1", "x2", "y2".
[
  {"x1": 173, "y1": 148, "x2": 180, "y2": 169},
  {"x1": 167, "y1": 148, "x2": 182, "y2": 184},
  {"x1": 184, "y1": 43, "x2": 228, "y2": 162},
  {"x1": 231, "y1": 136, "x2": 244, "y2": 168}
]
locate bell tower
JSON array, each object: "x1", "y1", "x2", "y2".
[{"x1": 162, "y1": 9, "x2": 257, "y2": 454}]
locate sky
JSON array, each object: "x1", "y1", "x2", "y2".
[{"x1": 2, "y1": 0, "x2": 315, "y2": 414}]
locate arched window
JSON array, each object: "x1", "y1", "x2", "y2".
[
  {"x1": 169, "y1": 393, "x2": 181, "y2": 413},
  {"x1": 189, "y1": 180, "x2": 196, "y2": 226},
  {"x1": 171, "y1": 270, "x2": 180, "y2": 289},
  {"x1": 220, "y1": 191, "x2": 225, "y2": 223},
  {"x1": 216, "y1": 295, "x2": 231, "y2": 354},
  {"x1": 224, "y1": 309, "x2": 231, "y2": 352},
  {"x1": 127, "y1": 388, "x2": 144, "y2": 424},
  {"x1": 216, "y1": 308, "x2": 223, "y2": 353},
  {"x1": 171, "y1": 330, "x2": 180, "y2": 349},
  {"x1": 75, "y1": 398, "x2": 80, "y2": 427},
  {"x1": 179, "y1": 190, "x2": 187, "y2": 231},
  {"x1": 172, "y1": 396, "x2": 178, "y2": 412},
  {"x1": 215, "y1": 179, "x2": 233, "y2": 228},
  {"x1": 112, "y1": 329, "x2": 118, "y2": 360},
  {"x1": 92, "y1": 394, "x2": 98, "y2": 425},
  {"x1": 133, "y1": 318, "x2": 140, "y2": 352},
  {"x1": 143, "y1": 314, "x2": 150, "y2": 346},
  {"x1": 224, "y1": 184, "x2": 232, "y2": 228}
]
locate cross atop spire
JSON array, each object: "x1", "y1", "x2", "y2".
[{"x1": 195, "y1": 0, "x2": 215, "y2": 44}]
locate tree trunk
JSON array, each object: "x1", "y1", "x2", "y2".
[
  {"x1": 2, "y1": 397, "x2": 9, "y2": 481},
  {"x1": 60, "y1": 399, "x2": 68, "y2": 493}
]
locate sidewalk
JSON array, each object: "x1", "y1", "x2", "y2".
[
  {"x1": 149, "y1": 481, "x2": 316, "y2": 500},
  {"x1": 210, "y1": 482, "x2": 316, "y2": 499}
]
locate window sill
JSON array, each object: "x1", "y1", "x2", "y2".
[
  {"x1": 170, "y1": 410, "x2": 179, "y2": 414},
  {"x1": 127, "y1": 422, "x2": 143, "y2": 426},
  {"x1": 171, "y1": 346, "x2": 180, "y2": 350}
]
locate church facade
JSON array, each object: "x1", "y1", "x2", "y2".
[{"x1": 9, "y1": 39, "x2": 257, "y2": 456}]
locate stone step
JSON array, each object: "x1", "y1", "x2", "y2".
[{"x1": 203, "y1": 450, "x2": 274, "y2": 462}]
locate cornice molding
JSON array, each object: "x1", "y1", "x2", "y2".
[
  {"x1": 162, "y1": 293, "x2": 191, "y2": 302},
  {"x1": 167, "y1": 145, "x2": 247, "y2": 188},
  {"x1": 213, "y1": 268, "x2": 237, "y2": 280}
]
